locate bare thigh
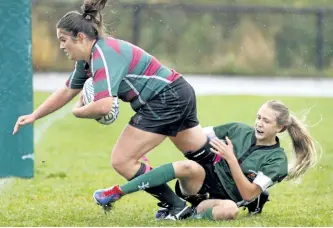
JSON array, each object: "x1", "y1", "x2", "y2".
[
  {"x1": 169, "y1": 125, "x2": 207, "y2": 152},
  {"x1": 111, "y1": 124, "x2": 166, "y2": 179}
]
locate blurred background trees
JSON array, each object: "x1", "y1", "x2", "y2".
[{"x1": 32, "y1": 0, "x2": 333, "y2": 77}]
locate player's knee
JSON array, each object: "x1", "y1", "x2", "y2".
[
  {"x1": 225, "y1": 202, "x2": 239, "y2": 220},
  {"x1": 174, "y1": 160, "x2": 203, "y2": 177},
  {"x1": 213, "y1": 200, "x2": 239, "y2": 220},
  {"x1": 111, "y1": 157, "x2": 128, "y2": 173},
  {"x1": 184, "y1": 138, "x2": 217, "y2": 165}
]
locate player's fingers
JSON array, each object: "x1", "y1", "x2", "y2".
[
  {"x1": 13, "y1": 122, "x2": 21, "y2": 135},
  {"x1": 213, "y1": 137, "x2": 226, "y2": 146},
  {"x1": 210, "y1": 140, "x2": 225, "y2": 152},
  {"x1": 18, "y1": 116, "x2": 27, "y2": 124},
  {"x1": 225, "y1": 137, "x2": 233, "y2": 147},
  {"x1": 210, "y1": 148, "x2": 221, "y2": 155},
  {"x1": 209, "y1": 140, "x2": 219, "y2": 149},
  {"x1": 12, "y1": 117, "x2": 26, "y2": 135},
  {"x1": 211, "y1": 138, "x2": 226, "y2": 149}
]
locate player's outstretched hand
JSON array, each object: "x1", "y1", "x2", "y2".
[{"x1": 13, "y1": 114, "x2": 36, "y2": 135}]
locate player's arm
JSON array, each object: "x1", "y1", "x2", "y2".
[
  {"x1": 225, "y1": 158, "x2": 262, "y2": 201},
  {"x1": 35, "y1": 86, "x2": 81, "y2": 120},
  {"x1": 72, "y1": 96, "x2": 113, "y2": 119},
  {"x1": 13, "y1": 85, "x2": 81, "y2": 135},
  {"x1": 72, "y1": 45, "x2": 127, "y2": 119},
  {"x1": 236, "y1": 154, "x2": 288, "y2": 201},
  {"x1": 35, "y1": 60, "x2": 88, "y2": 118},
  {"x1": 251, "y1": 153, "x2": 288, "y2": 194},
  {"x1": 210, "y1": 137, "x2": 262, "y2": 201},
  {"x1": 13, "y1": 61, "x2": 87, "y2": 135}
]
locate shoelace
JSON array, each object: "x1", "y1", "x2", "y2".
[{"x1": 103, "y1": 187, "x2": 121, "y2": 197}]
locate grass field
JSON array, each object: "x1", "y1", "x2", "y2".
[{"x1": 1, "y1": 92, "x2": 333, "y2": 226}]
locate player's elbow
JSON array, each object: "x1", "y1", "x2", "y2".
[
  {"x1": 72, "y1": 109, "x2": 80, "y2": 118},
  {"x1": 242, "y1": 194, "x2": 255, "y2": 202},
  {"x1": 100, "y1": 105, "x2": 112, "y2": 115},
  {"x1": 241, "y1": 186, "x2": 262, "y2": 202}
]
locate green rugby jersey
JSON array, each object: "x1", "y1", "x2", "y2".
[
  {"x1": 66, "y1": 37, "x2": 181, "y2": 111},
  {"x1": 206, "y1": 122, "x2": 288, "y2": 202}
]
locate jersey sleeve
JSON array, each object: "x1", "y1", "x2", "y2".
[
  {"x1": 65, "y1": 61, "x2": 88, "y2": 89},
  {"x1": 203, "y1": 126, "x2": 216, "y2": 139},
  {"x1": 92, "y1": 45, "x2": 128, "y2": 101},
  {"x1": 213, "y1": 122, "x2": 243, "y2": 139},
  {"x1": 253, "y1": 152, "x2": 288, "y2": 191}
]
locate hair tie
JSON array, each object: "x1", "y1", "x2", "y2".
[
  {"x1": 84, "y1": 14, "x2": 92, "y2": 20},
  {"x1": 280, "y1": 125, "x2": 288, "y2": 133}
]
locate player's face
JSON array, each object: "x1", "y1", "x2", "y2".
[
  {"x1": 254, "y1": 104, "x2": 283, "y2": 145},
  {"x1": 57, "y1": 29, "x2": 83, "y2": 61}
]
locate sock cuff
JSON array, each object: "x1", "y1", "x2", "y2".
[
  {"x1": 130, "y1": 162, "x2": 152, "y2": 180},
  {"x1": 201, "y1": 208, "x2": 214, "y2": 220}
]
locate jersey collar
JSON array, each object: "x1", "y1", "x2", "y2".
[{"x1": 251, "y1": 132, "x2": 280, "y2": 151}]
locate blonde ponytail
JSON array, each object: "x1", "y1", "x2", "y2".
[
  {"x1": 266, "y1": 100, "x2": 318, "y2": 181},
  {"x1": 286, "y1": 115, "x2": 317, "y2": 180}
]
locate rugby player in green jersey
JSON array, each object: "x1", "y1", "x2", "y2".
[
  {"x1": 13, "y1": 0, "x2": 225, "y2": 220},
  {"x1": 100, "y1": 100, "x2": 318, "y2": 221}
]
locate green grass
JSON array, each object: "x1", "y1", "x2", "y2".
[{"x1": 1, "y1": 93, "x2": 333, "y2": 226}]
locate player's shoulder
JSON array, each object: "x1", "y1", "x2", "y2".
[
  {"x1": 260, "y1": 139, "x2": 287, "y2": 163},
  {"x1": 94, "y1": 37, "x2": 129, "y2": 50},
  {"x1": 215, "y1": 122, "x2": 253, "y2": 131},
  {"x1": 93, "y1": 37, "x2": 134, "y2": 62},
  {"x1": 232, "y1": 122, "x2": 253, "y2": 130},
  {"x1": 267, "y1": 144, "x2": 287, "y2": 159},
  {"x1": 93, "y1": 37, "x2": 119, "y2": 53}
]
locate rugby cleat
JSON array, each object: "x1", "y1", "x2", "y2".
[
  {"x1": 156, "y1": 201, "x2": 194, "y2": 220},
  {"x1": 244, "y1": 190, "x2": 270, "y2": 215},
  {"x1": 93, "y1": 185, "x2": 124, "y2": 213},
  {"x1": 155, "y1": 202, "x2": 171, "y2": 220}
]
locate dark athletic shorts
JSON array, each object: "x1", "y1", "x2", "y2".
[
  {"x1": 129, "y1": 76, "x2": 199, "y2": 136},
  {"x1": 197, "y1": 163, "x2": 229, "y2": 200},
  {"x1": 175, "y1": 163, "x2": 229, "y2": 206}
]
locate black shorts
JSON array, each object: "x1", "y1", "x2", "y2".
[
  {"x1": 175, "y1": 163, "x2": 229, "y2": 204},
  {"x1": 198, "y1": 163, "x2": 229, "y2": 200},
  {"x1": 129, "y1": 77, "x2": 199, "y2": 136}
]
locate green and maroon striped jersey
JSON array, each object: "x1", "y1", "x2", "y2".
[{"x1": 66, "y1": 37, "x2": 181, "y2": 111}]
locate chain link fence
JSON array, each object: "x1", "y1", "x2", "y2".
[{"x1": 32, "y1": 1, "x2": 333, "y2": 76}]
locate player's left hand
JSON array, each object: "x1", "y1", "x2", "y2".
[
  {"x1": 72, "y1": 93, "x2": 84, "y2": 117},
  {"x1": 209, "y1": 137, "x2": 236, "y2": 163},
  {"x1": 75, "y1": 92, "x2": 84, "y2": 108}
]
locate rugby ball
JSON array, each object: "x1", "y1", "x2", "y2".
[{"x1": 82, "y1": 78, "x2": 120, "y2": 125}]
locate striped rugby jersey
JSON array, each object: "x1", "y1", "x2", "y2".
[{"x1": 66, "y1": 37, "x2": 181, "y2": 111}]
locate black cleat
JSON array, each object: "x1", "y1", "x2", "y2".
[
  {"x1": 155, "y1": 202, "x2": 171, "y2": 220},
  {"x1": 155, "y1": 202, "x2": 194, "y2": 220},
  {"x1": 163, "y1": 205, "x2": 194, "y2": 220},
  {"x1": 245, "y1": 190, "x2": 270, "y2": 215}
]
